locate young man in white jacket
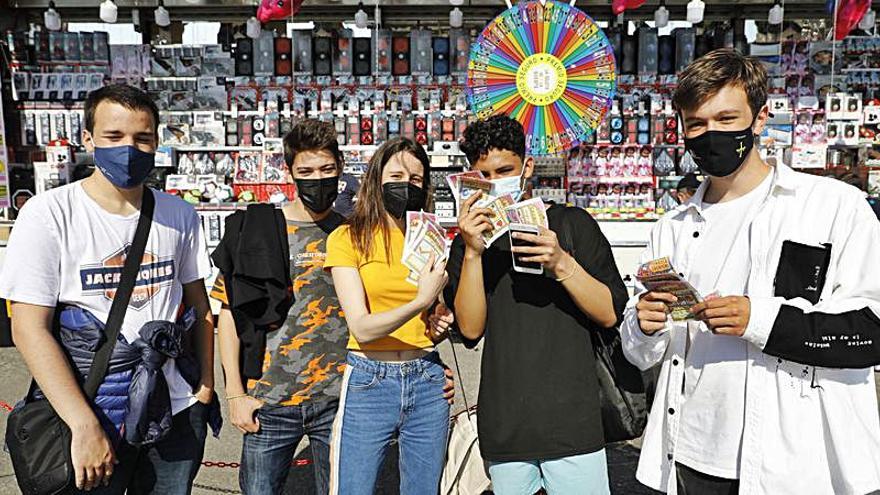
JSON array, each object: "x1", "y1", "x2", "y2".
[{"x1": 621, "y1": 48, "x2": 880, "y2": 495}]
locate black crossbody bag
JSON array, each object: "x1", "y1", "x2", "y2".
[
  {"x1": 5, "y1": 190, "x2": 155, "y2": 495},
  {"x1": 556, "y1": 207, "x2": 649, "y2": 443}
]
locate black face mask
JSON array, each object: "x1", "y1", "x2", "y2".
[
  {"x1": 382, "y1": 182, "x2": 426, "y2": 219},
  {"x1": 683, "y1": 126, "x2": 755, "y2": 178},
  {"x1": 294, "y1": 176, "x2": 339, "y2": 213}
]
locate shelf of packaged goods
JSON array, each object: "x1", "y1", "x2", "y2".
[
  {"x1": 171, "y1": 146, "x2": 263, "y2": 152},
  {"x1": 438, "y1": 217, "x2": 459, "y2": 228}
]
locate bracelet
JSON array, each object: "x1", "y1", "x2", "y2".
[
  {"x1": 555, "y1": 259, "x2": 577, "y2": 282},
  {"x1": 225, "y1": 393, "x2": 249, "y2": 401}
]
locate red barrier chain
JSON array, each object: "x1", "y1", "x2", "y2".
[
  {"x1": 200, "y1": 458, "x2": 310, "y2": 469},
  {"x1": 0, "y1": 398, "x2": 314, "y2": 471}
]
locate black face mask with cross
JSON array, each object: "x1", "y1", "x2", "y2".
[{"x1": 683, "y1": 125, "x2": 755, "y2": 178}]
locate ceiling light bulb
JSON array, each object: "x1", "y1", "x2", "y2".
[
  {"x1": 155, "y1": 5, "x2": 170, "y2": 27},
  {"x1": 449, "y1": 0, "x2": 464, "y2": 5},
  {"x1": 44, "y1": 2, "x2": 62, "y2": 31},
  {"x1": 450, "y1": 7, "x2": 463, "y2": 28},
  {"x1": 768, "y1": 3, "x2": 784, "y2": 25},
  {"x1": 246, "y1": 16, "x2": 261, "y2": 39},
  {"x1": 354, "y1": 3, "x2": 368, "y2": 29},
  {"x1": 100, "y1": 0, "x2": 118, "y2": 23},
  {"x1": 859, "y1": 9, "x2": 876, "y2": 31},
  {"x1": 686, "y1": 0, "x2": 705, "y2": 24},
  {"x1": 654, "y1": 5, "x2": 669, "y2": 28}
]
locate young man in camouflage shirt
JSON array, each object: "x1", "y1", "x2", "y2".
[
  {"x1": 213, "y1": 121, "x2": 454, "y2": 494},
  {"x1": 212, "y1": 120, "x2": 352, "y2": 494}
]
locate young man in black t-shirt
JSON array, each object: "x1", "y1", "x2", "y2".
[{"x1": 445, "y1": 115, "x2": 628, "y2": 495}]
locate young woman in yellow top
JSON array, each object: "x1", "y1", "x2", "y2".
[{"x1": 324, "y1": 137, "x2": 454, "y2": 495}]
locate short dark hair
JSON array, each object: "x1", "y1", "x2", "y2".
[
  {"x1": 460, "y1": 115, "x2": 526, "y2": 166},
  {"x1": 84, "y1": 84, "x2": 160, "y2": 134},
  {"x1": 283, "y1": 119, "x2": 343, "y2": 172},
  {"x1": 673, "y1": 48, "x2": 769, "y2": 120},
  {"x1": 677, "y1": 173, "x2": 701, "y2": 191}
]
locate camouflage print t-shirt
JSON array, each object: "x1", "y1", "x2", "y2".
[{"x1": 211, "y1": 212, "x2": 348, "y2": 406}]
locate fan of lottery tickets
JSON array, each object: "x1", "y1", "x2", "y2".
[
  {"x1": 636, "y1": 257, "x2": 717, "y2": 321},
  {"x1": 403, "y1": 212, "x2": 448, "y2": 285},
  {"x1": 447, "y1": 171, "x2": 549, "y2": 247}
]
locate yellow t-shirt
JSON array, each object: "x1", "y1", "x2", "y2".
[{"x1": 324, "y1": 225, "x2": 433, "y2": 351}]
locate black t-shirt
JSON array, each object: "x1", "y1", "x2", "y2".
[{"x1": 444, "y1": 204, "x2": 628, "y2": 462}]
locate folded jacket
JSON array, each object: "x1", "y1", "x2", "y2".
[
  {"x1": 34, "y1": 306, "x2": 222, "y2": 446},
  {"x1": 210, "y1": 204, "x2": 293, "y2": 379}
]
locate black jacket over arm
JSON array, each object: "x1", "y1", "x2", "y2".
[{"x1": 211, "y1": 204, "x2": 293, "y2": 380}]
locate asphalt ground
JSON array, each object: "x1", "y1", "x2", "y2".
[{"x1": 1, "y1": 339, "x2": 878, "y2": 495}]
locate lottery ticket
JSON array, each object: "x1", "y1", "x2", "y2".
[
  {"x1": 505, "y1": 197, "x2": 549, "y2": 228},
  {"x1": 481, "y1": 193, "x2": 517, "y2": 246},
  {"x1": 403, "y1": 211, "x2": 448, "y2": 285},
  {"x1": 636, "y1": 257, "x2": 704, "y2": 321}
]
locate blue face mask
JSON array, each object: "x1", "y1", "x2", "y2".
[
  {"x1": 93, "y1": 145, "x2": 155, "y2": 189},
  {"x1": 489, "y1": 165, "x2": 526, "y2": 201}
]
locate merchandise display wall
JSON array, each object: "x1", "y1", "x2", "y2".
[{"x1": 1, "y1": 1, "x2": 879, "y2": 287}]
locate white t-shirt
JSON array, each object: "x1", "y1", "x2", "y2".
[
  {"x1": 674, "y1": 173, "x2": 773, "y2": 479},
  {"x1": 0, "y1": 182, "x2": 212, "y2": 414}
]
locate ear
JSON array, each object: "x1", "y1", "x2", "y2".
[
  {"x1": 522, "y1": 156, "x2": 535, "y2": 180},
  {"x1": 752, "y1": 105, "x2": 770, "y2": 136},
  {"x1": 82, "y1": 129, "x2": 95, "y2": 153}
]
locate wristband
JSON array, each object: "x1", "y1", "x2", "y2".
[
  {"x1": 226, "y1": 393, "x2": 249, "y2": 401},
  {"x1": 555, "y1": 259, "x2": 577, "y2": 282}
]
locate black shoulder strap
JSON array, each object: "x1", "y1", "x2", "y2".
[
  {"x1": 554, "y1": 205, "x2": 576, "y2": 256},
  {"x1": 82, "y1": 189, "x2": 155, "y2": 399},
  {"x1": 276, "y1": 208, "x2": 291, "y2": 280}
]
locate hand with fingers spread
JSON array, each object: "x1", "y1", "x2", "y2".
[
  {"x1": 691, "y1": 296, "x2": 751, "y2": 337},
  {"x1": 509, "y1": 226, "x2": 571, "y2": 276},
  {"x1": 229, "y1": 395, "x2": 264, "y2": 434},
  {"x1": 457, "y1": 191, "x2": 493, "y2": 256},
  {"x1": 426, "y1": 302, "x2": 455, "y2": 344},
  {"x1": 71, "y1": 420, "x2": 117, "y2": 491},
  {"x1": 636, "y1": 291, "x2": 678, "y2": 335},
  {"x1": 415, "y1": 253, "x2": 449, "y2": 310}
]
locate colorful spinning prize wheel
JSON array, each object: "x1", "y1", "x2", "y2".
[{"x1": 467, "y1": 0, "x2": 617, "y2": 155}]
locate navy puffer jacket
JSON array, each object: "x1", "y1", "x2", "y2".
[{"x1": 32, "y1": 306, "x2": 222, "y2": 445}]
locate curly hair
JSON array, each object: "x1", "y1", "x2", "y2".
[{"x1": 460, "y1": 115, "x2": 526, "y2": 166}]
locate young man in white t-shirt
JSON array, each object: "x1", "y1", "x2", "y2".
[
  {"x1": 622, "y1": 49, "x2": 880, "y2": 494},
  {"x1": 0, "y1": 84, "x2": 215, "y2": 494}
]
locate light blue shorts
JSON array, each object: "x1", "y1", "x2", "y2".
[{"x1": 488, "y1": 449, "x2": 610, "y2": 495}]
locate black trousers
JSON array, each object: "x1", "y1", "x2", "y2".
[{"x1": 676, "y1": 462, "x2": 740, "y2": 495}]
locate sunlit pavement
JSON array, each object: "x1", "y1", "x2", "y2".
[{"x1": 3, "y1": 341, "x2": 876, "y2": 494}]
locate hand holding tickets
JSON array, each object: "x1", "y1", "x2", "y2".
[
  {"x1": 636, "y1": 257, "x2": 704, "y2": 321},
  {"x1": 447, "y1": 171, "x2": 550, "y2": 248},
  {"x1": 403, "y1": 211, "x2": 448, "y2": 286}
]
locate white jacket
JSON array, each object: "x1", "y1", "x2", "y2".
[{"x1": 620, "y1": 163, "x2": 880, "y2": 494}]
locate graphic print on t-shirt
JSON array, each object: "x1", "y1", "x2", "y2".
[
  {"x1": 80, "y1": 244, "x2": 176, "y2": 310},
  {"x1": 210, "y1": 214, "x2": 349, "y2": 406}
]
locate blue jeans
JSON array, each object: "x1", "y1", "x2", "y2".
[
  {"x1": 488, "y1": 450, "x2": 610, "y2": 495},
  {"x1": 240, "y1": 399, "x2": 337, "y2": 495},
  {"x1": 77, "y1": 401, "x2": 209, "y2": 495},
  {"x1": 329, "y1": 352, "x2": 450, "y2": 495}
]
